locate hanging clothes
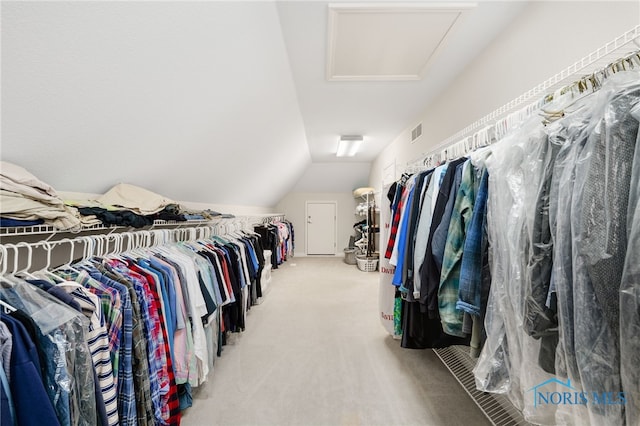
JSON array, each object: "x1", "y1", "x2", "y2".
[
  {"x1": 0, "y1": 224, "x2": 271, "y2": 426},
  {"x1": 472, "y1": 71, "x2": 640, "y2": 426},
  {"x1": 254, "y1": 220, "x2": 294, "y2": 269}
]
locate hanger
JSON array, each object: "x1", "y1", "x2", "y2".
[
  {"x1": 105, "y1": 233, "x2": 131, "y2": 261},
  {"x1": 0, "y1": 245, "x2": 8, "y2": 276},
  {"x1": 0, "y1": 244, "x2": 22, "y2": 284},
  {"x1": 74, "y1": 236, "x2": 96, "y2": 271},
  {"x1": 14, "y1": 242, "x2": 39, "y2": 280},
  {"x1": 5, "y1": 243, "x2": 20, "y2": 276},
  {"x1": 33, "y1": 242, "x2": 64, "y2": 283},
  {"x1": 0, "y1": 299, "x2": 16, "y2": 314},
  {"x1": 51, "y1": 238, "x2": 82, "y2": 276}
]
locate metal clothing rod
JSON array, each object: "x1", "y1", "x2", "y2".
[{"x1": 405, "y1": 24, "x2": 640, "y2": 171}]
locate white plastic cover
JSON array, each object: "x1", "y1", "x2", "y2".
[{"x1": 474, "y1": 71, "x2": 640, "y2": 426}]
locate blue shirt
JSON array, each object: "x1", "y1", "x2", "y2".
[
  {"x1": 392, "y1": 182, "x2": 416, "y2": 288},
  {"x1": 1, "y1": 312, "x2": 61, "y2": 426}
]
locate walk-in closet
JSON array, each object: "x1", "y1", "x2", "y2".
[{"x1": 2, "y1": 1, "x2": 640, "y2": 425}]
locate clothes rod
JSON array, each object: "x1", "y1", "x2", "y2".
[{"x1": 405, "y1": 24, "x2": 640, "y2": 171}]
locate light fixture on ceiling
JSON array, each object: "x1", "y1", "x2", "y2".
[{"x1": 336, "y1": 135, "x2": 363, "y2": 157}]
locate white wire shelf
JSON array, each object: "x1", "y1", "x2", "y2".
[
  {"x1": 0, "y1": 215, "x2": 283, "y2": 238},
  {"x1": 408, "y1": 24, "x2": 640, "y2": 169}
]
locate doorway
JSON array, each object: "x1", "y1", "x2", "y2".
[{"x1": 306, "y1": 201, "x2": 337, "y2": 255}]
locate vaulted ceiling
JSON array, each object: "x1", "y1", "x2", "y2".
[{"x1": 1, "y1": 1, "x2": 527, "y2": 208}]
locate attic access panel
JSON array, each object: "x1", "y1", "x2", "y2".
[{"x1": 327, "y1": 2, "x2": 476, "y2": 81}]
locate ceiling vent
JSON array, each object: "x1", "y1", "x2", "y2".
[{"x1": 411, "y1": 123, "x2": 422, "y2": 143}]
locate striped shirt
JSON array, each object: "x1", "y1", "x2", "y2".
[
  {"x1": 76, "y1": 270, "x2": 122, "y2": 381},
  {"x1": 385, "y1": 183, "x2": 406, "y2": 260},
  {"x1": 58, "y1": 281, "x2": 120, "y2": 426}
]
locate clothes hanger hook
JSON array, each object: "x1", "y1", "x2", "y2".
[
  {"x1": 15, "y1": 242, "x2": 33, "y2": 274},
  {"x1": 0, "y1": 245, "x2": 8, "y2": 275}
]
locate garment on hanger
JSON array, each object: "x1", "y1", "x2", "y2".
[
  {"x1": 472, "y1": 71, "x2": 640, "y2": 426},
  {"x1": 0, "y1": 278, "x2": 97, "y2": 426},
  {"x1": 0, "y1": 223, "x2": 272, "y2": 426},
  {"x1": 384, "y1": 66, "x2": 640, "y2": 426},
  {"x1": 254, "y1": 220, "x2": 294, "y2": 269}
]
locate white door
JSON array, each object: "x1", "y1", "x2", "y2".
[{"x1": 306, "y1": 202, "x2": 337, "y2": 255}]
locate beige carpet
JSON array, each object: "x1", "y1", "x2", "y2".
[{"x1": 182, "y1": 257, "x2": 491, "y2": 426}]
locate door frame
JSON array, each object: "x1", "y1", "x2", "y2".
[{"x1": 305, "y1": 200, "x2": 338, "y2": 256}]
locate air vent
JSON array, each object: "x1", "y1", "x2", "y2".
[{"x1": 411, "y1": 123, "x2": 422, "y2": 142}]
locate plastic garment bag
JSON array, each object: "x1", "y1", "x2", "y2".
[
  {"x1": 552, "y1": 72, "x2": 639, "y2": 426},
  {"x1": 476, "y1": 71, "x2": 640, "y2": 426},
  {"x1": 621, "y1": 101, "x2": 640, "y2": 426},
  {"x1": 578, "y1": 76, "x2": 637, "y2": 426},
  {"x1": 550, "y1": 99, "x2": 601, "y2": 426},
  {"x1": 474, "y1": 117, "x2": 559, "y2": 425},
  {"x1": 0, "y1": 278, "x2": 97, "y2": 426}
]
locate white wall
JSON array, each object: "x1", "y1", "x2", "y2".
[
  {"x1": 369, "y1": 1, "x2": 640, "y2": 189},
  {"x1": 276, "y1": 192, "x2": 358, "y2": 256},
  {"x1": 2, "y1": 1, "x2": 311, "y2": 209},
  {"x1": 289, "y1": 162, "x2": 371, "y2": 192}
]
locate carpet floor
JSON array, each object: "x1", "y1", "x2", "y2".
[{"x1": 182, "y1": 256, "x2": 491, "y2": 426}]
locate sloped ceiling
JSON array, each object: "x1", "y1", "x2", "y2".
[
  {"x1": 1, "y1": 1, "x2": 527, "y2": 209},
  {"x1": 277, "y1": 0, "x2": 527, "y2": 164},
  {"x1": 1, "y1": 1, "x2": 310, "y2": 207}
]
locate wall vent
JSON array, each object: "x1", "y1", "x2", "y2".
[{"x1": 411, "y1": 123, "x2": 422, "y2": 142}]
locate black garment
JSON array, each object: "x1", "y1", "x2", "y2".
[
  {"x1": 522, "y1": 135, "x2": 561, "y2": 374},
  {"x1": 225, "y1": 243, "x2": 247, "y2": 330},
  {"x1": 197, "y1": 271, "x2": 217, "y2": 321},
  {"x1": 419, "y1": 157, "x2": 467, "y2": 317},
  {"x1": 572, "y1": 87, "x2": 639, "y2": 421},
  {"x1": 251, "y1": 235, "x2": 265, "y2": 299},
  {"x1": 254, "y1": 225, "x2": 279, "y2": 269},
  {"x1": 77, "y1": 207, "x2": 153, "y2": 228},
  {"x1": 198, "y1": 250, "x2": 229, "y2": 305},
  {"x1": 151, "y1": 205, "x2": 187, "y2": 222},
  {"x1": 580, "y1": 88, "x2": 639, "y2": 349},
  {"x1": 387, "y1": 182, "x2": 398, "y2": 204},
  {"x1": 524, "y1": 136, "x2": 558, "y2": 338},
  {"x1": 403, "y1": 171, "x2": 432, "y2": 295},
  {"x1": 400, "y1": 299, "x2": 470, "y2": 349},
  {"x1": 217, "y1": 245, "x2": 243, "y2": 332},
  {"x1": 552, "y1": 123, "x2": 589, "y2": 381}
]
